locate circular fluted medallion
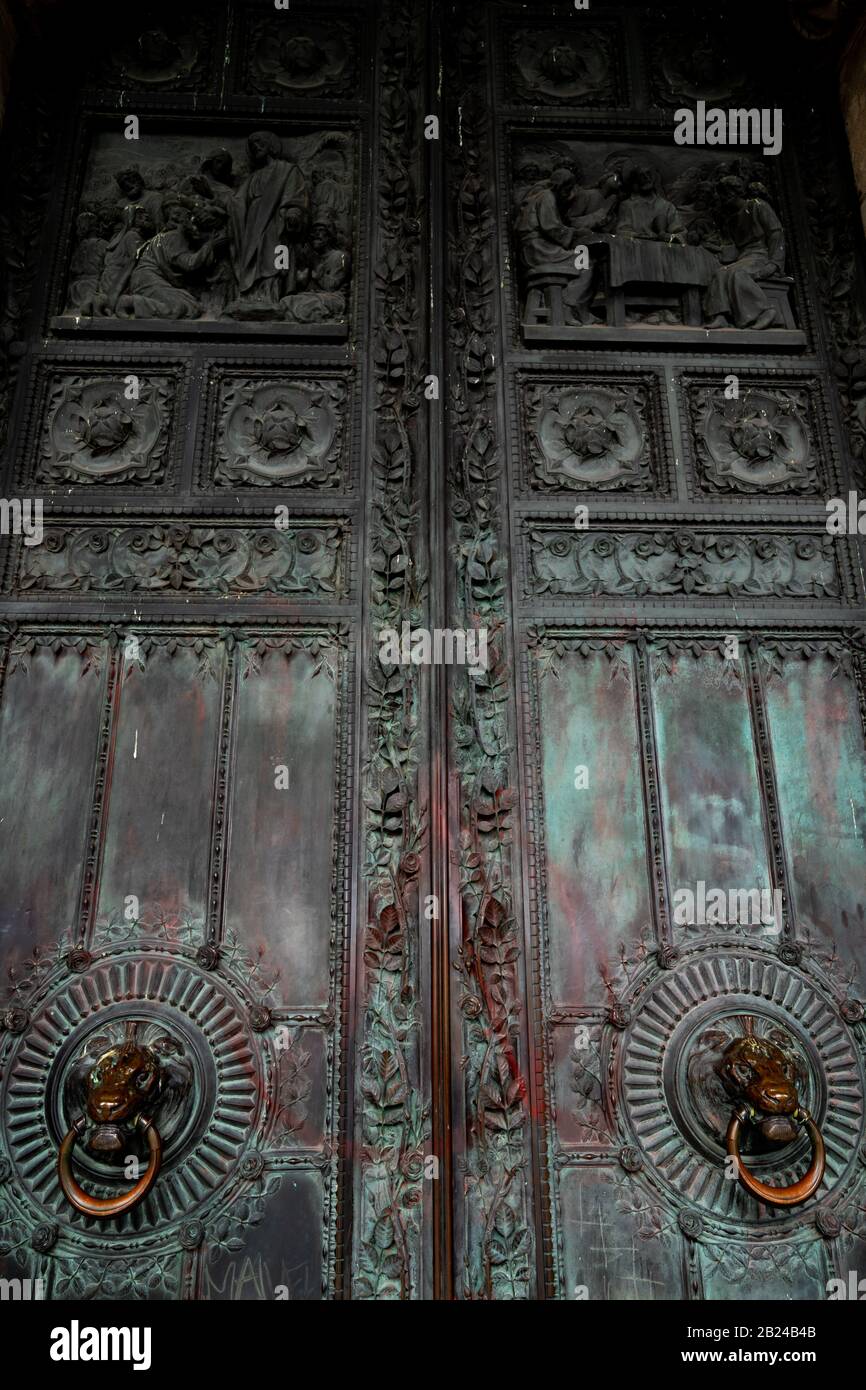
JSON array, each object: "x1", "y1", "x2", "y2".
[
  {"x1": 619, "y1": 950, "x2": 865, "y2": 1226},
  {"x1": 0, "y1": 948, "x2": 266, "y2": 1245}
]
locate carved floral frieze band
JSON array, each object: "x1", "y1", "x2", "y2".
[
  {"x1": 526, "y1": 528, "x2": 842, "y2": 600},
  {"x1": 11, "y1": 522, "x2": 347, "y2": 598}
]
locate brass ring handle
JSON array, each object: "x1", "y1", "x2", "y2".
[
  {"x1": 58, "y1": 1115, "x2": 162, "y2": 1219},
  {"x1": 726, "y1": 1104, "x2": 825, "y2": 1207}
]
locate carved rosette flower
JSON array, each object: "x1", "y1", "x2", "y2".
[
  {"x1": 179, "y1": 1220, "x2": 205, "y2": 1250},
  {"x1": 815, "y1": 1208, "x2": 842, "y2": 1240},
  {"x1": 31, "y1": 1223, "x2": 59, "y2": 1253},
  {"x1": 779, "y1": 942, "x2": 803, "y2": 966},
  {"x1": 677, "y1": 1209, "x2": 704, "y2": 1240},
  {"x1": 509, "y1": 26, "x2": 615, "y2": 104},
  {"x1": 695, "y1": 389, "x2": 816, "y2": 493},
  {"x1": 248, "y1": 20, "x2": 355, "y2": 97},
  {"x1": 530, "y1": 386, "x2": 648, "y2": 490},
  {"x1": 619, "y1": 1145, "x2": 644, "y2": 1174},
  {"x1": 651, "y1": 26, "x2": 748, "y2": 105},
  {"x1": 43, "y1": 378, "x2": 169, "y2": 485},
  {"x1": 238, "y1": 1151, "x2": 265, "y2": 1182},
  {"x1": 216, "y1": 381, "x2": 345, "y2": 488},
  {"x1": 93, "y1": 17, "x2": 207, "y2": 89}
]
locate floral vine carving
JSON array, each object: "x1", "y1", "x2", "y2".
[
  {"x1": 528, "y1": 530, "x2": 840, "y2": 600},
  {"x1": 447, "y1": 5, "x2": 532, "y2": 1299},
  {"x1": 354, "y1": 0, "x2": 429, "y2": 1300},
  {"x1": 16, "y1": 523, "x2": 345, "y2": 598}
]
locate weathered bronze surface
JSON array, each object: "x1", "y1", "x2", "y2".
[{"x1": 0, "y1": 0, "x2": 865, "y2": 1300}]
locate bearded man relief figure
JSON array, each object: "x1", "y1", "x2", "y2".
[{"x1": 226, "y1": 131, "x2": 308, "y2": 318}]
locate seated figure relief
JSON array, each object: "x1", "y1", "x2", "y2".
[
  {"x1": 512, "y1": 144, "x2": 797, "y2": 341},
  {"x1": 63, "y1": 130, "x2": 353, "y2": 329}
]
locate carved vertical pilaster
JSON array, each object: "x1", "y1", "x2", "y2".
[
  {"x1": 445, "y1": 1, "x2": 535, "y2": 1300},
  {"x1": 352, "y1": 0, "x2": 429, "y2": 1301}
]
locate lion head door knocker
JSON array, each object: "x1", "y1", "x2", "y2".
[
  {"x1": 680, "y1": 1015, "x2": 826, "y2": 1208},
  {"x1": 57, "y1": 1020, "x2": 192, "y2": 1219},
  {"x1": 715, "y1": 1030, "x2": 825, "y2": 1206}
]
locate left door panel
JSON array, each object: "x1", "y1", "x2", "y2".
[{"x1": 0, "y1": 624, "x2": 355, "y2": 1301}]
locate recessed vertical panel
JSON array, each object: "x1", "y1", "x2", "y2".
[
  {"x1": 653, "y1": 652, "x2": 771, "y2": 933},
  {"x1": 200, "y1": 1170, "x2": 323, "y2": 1300},
  {"x1": 225, "y1": 647, "x2": 338, "y2": 1009},
  {"x1": 0, "y1": 646, "x2": 105, "y2": 952},
  {"x1": 536, "y1": 647, "x2": 650, "y2": 1005},
  {"x1": 558, "y1": 1168, "x2": 685, "y2": 1300},
  {"x1": 97, "y1": 646, "x2": 223, "y2": 923},
  {"x1": 765, "y1": 654, "x2": 866, "y2": 966}
]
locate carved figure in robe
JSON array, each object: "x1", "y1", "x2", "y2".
[
  {"x1": 117, "y1": 199, "x2": 222, "y2": 319},
  {"x1": 94, "y1": 206, "x2": 157, "y2": 315},
  {"x1": 67, "y1": 206, "x2": 118, "y2": 313},
  {"x1": 280, "y1": 219, "x2": 351, "y2": 322},
  {"x1": 615, "y1": 164, "x2": 685, "y2": 243},
  {"x1": 703, "y1": 175, "x2": 785, "y2": 330},
  {"x1": 227, "y1": 131, "x2": 308, "y2": 314},
  {"x1": 512, "y1": 166, "x2": 598, "y2": 325},
  {"x1": 114, "y1": 167, "x2": 165, "y2": 230}
]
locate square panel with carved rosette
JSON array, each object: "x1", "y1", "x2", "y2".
[
  {"x1": 200, "y1": 369, "x2": 351, "y2": 490},
  {"x1": 231, "y1": 3, "x2": 364, "y2": 102},
  {"x1": 679, "y1": 371, "x2": 837, "y2": 498},
  {"x1": 497, "y1": 13, "x2": 628, "y2": 109},
  {"x1": 643, "y1": 15, "x2": 760, "y2": 111},
  {"x1": 515, "y1": 370, "x2": 670, "y2": 496},
  {"x1": 21, "y1": 361, "x2": 186, "y2": 490},
  {"x1": 83, "y1": 4, "x2": 224, "y2": 99}
]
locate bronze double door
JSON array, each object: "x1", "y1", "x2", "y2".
[{"x1": 1, "y1": 0, "x2": 866, "y2": 1301}]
